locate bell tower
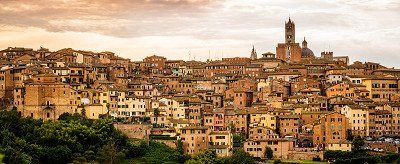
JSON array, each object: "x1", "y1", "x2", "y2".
[
  {"x1": 250, "y1": 45, "x2": 257, "y2": 60},
  {"x1": 285, "y1": 17, "x2": 295, "y2": 44},
  {"x1": 276, "y1": 17, "x2": 301, "y2": 63}
]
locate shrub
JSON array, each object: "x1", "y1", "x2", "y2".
[{"x1": 312, "y1": 157, "x2": 321, "y2": 161}]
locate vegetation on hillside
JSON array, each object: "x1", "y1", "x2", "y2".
[{"x1": 0, "y1": 110, "x2": 184, "y2": 164}]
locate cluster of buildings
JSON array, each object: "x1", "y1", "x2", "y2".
[{"x1": 1, "y1": 18, "x2": 400, "y2": 159}]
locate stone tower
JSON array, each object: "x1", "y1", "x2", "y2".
[
  {"x1": 285, "y1": 17, "x2": 295, "y2": 44},
  {"x1": 250, "y1": 45, "x2": 257, "y2": 60},
  {"x1": 276, "y1": 17, "x2": 301, "y2": 63}
]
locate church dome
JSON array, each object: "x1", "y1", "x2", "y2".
[
  {"x1": 301, "y1": 47, "x2": 314, "y2": 58},
  {"x1": 301, "y1": 37, "x2": 315, "y2": 58}
]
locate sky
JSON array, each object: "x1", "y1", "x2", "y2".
[{"x1": 0, "y1": 0, "x2": 399, "y2": 67}]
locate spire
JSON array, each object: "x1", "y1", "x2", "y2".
[
  {"x1": 302, "y1": 37, "x2": 308, "y2": 48},
  {"x1": 250, "y1": 45, "x2": 257, "y2": 60}
]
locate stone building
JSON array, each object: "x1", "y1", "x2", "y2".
[
  {"x1": 22, "y1": 73, "x2": 79, "y2": 120},
  {"x1": 313, "y1": 112, "x2": 349, "y2": 148},
  {"x1": 180, "y1": 126, "x2": 209, "y2": 155}
]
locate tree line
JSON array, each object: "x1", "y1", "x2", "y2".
[{"x1": 0, "y1": 110, "x2": 256, "y2": 164}]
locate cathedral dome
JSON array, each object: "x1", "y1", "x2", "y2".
[
  {"x1": 301, "y1": 37, "x2": 315, "y2": 58},
  {"x1": 301, "y1": 47, "x2": 314, "y2": 58}
]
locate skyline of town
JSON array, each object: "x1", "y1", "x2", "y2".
[
  {"x1": 1, "y1": 0, "x2": 399, "y2": 67},
  {"x1": 2, "y1": 1, "x2": 400, "y2": 163}
]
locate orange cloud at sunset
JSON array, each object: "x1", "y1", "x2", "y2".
[{"x1": 0, "y1": 0, "x2": 399, "y2": 66}]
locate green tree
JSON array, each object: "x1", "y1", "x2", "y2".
[
  {"x1": 4, "y1": 150, "x2": 33, "y2": 164},
  {"x1": 264, "y1": 146, "x2": 273, "y2": 159},
  {"x1": 106, "y1": 103, "x2": 110, "y2": 118},
  {"x1": 97, "y1": 142, "x2": 125, "y2": 164},
  {"x1": 233, "y1": 134, "x2": 245, "y2": 148},
  {"x1": 230, "y1": 149, "x2": 255, "y2": 164},
  {"x1": 185, "y1": 149, "x2": 217, "y2": 164},
  {"x1": 40, "y1": 145, "x2": 73, "y2": 163},
  {"x1": 85, "y1": 76, "x2": 91, "y2": 89},
  {"x1": 176, "y1": 140, "x2": 188, "y2": 163},
  {"x1": 81, "y1": 105, "x2": 87, "y2": 118},
  {"x1": 352, "y1": 136, "x2": 365, "y2": 152},
  {"x1": 346, "y1": 129, "x2": 354, "y2": 141},
  {"x1": 58, "y1": 112, "x2": 82, "y2": 121},
  {"x1": 228, "y1": 122, "x2": 235, "y2": 133},
  {"x1": 153, "y1": 108, "x2": 160, "y2": 127},
  {"x1": 142, "y1": 140, "x2": 180, "y2": 163},
  {"x1": 0, "y1": 110, "x2": 168, "y2": 163}
]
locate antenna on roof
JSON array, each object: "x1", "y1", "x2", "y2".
[{"x1": 208, "y1": 50, "x2": 211, "y2": 61}]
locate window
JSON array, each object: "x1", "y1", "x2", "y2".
[
  {"x1": 216, "y1": 136, "x2": 225, "y2": 139},
  {"x1": 372, "y1": 94, "x2": 380, "y2": 98},
  {"x1": 372, "y1": 83, "x2": 380, "y2": 88}
]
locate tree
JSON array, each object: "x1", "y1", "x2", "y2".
[
  {"x1": 106, "y1": 103, "x2": 110, "y2": 117},
  {"x1": 4, "y1": 150, "x2": 33, "y2": 164},
  {"x1": 185, "y1": 149, "x2": 217, "y2": 164},
  {"x1": 233, "y1": 134, "x2": 245, "y2": 148},
  {"x1": 153, "y1": 108, "x2": 160, "y2": 127},
  {"x1": 97, "y1": 142, "x2": 125, "y2": 164},
  {"x1": 81, "y1": 105, "x2": 87, "y2": 118},
  {"x1": 352, "y1": 136, "x2": 365, "y2": 152},
  {"x1": 228, "y1": 122, "x2": 235, "y2": 133},
  {"x1": 346, "y1": 129, "x2": 354, "y2": 141},
  {"x1": 264, "y1": 146, "x2": 273, "y2": 159},
  {"x1": 142, "y1": 141, "x2": 181, "y2": 163},
  {"x1": 58, "y1": 112, "x2": 82, "y2": 121},
  {"x1": 40, "y1": 145, "x2": 73, "y2": 163},
  {"x1": 176, "y1": 140, "x2": 188, "y2": 163},
  {"x1": 230, "y1": 149, "x2": 255, "y2": 164},
  {"x1": 85, "y1": 76, "x2": 91, "y2": 89}
]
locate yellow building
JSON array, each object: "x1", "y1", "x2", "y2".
[
  {"x1": 116, "y1": 91, "x2": 147, "y2": 118},
  {"x1": 244, "y1": 138, "x2": 295, "y2": 159},
  {"x1": 326, "y1": 82, "x2": 369, "y2": 98},
  {"x1": 159, "y1": 98, "x2": 186, "y2": 119},
  {"x1": 362, "y1": 77, "x2": 399, "y2": 102},
  {"x1": 248, "y1": 109, "x2": 277, "y2": 130},
  {"x1": 208, "y1": 131, "x2": 233, "y2": 157},
  {"x1": 341, "y1": 105, "x2": 369, "y2": 137},
  {"x1": 384, "y1": 103, "x2": 400, "y2": 136},
  {"x1": 82, "y1": 104, "x2": 106, "y2": 119},
  {"x1": 326, "y1": 142, "x2": 352, "y2": 152},
  {"x1": 179, "y1": 126, "x2": 209, "y2": 155}
]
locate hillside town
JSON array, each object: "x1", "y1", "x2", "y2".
[{"x1": 1, "y1": 18, "x2": 400, "y2": 161}]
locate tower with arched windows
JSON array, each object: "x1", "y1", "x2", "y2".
[{"x1": 276, "y1": 18, "x2": 302, "y2": 63}]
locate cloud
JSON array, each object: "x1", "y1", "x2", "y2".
[
  {"x1": 0, "y1": 0, "x2": 220, "y2": 37},
  {"x1": 0, "y1": 0, "x2": 399, "y2": 67}
]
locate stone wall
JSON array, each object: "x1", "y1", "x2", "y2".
[
  {"x1": 114, "y1": 124, "x2": 151, "y2": 139},
  {"x1": 287, "y1": 150, "x2": 323, "y2": 160}
]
